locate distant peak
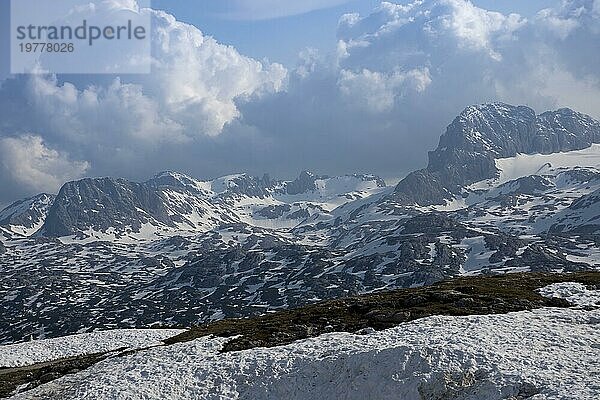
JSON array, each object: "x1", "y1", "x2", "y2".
[
  {"x1": 147, "y1": 171, "x2": 201, "y2": 190},
  {"x1": 459, "y1": 103, "x2": 535, "y2": 120},
  {"x1": 299, "y1": 170, "x2": 315, "y2": 178},
  {"x1": 153, "y1": 170, "x2": 179, "y2": 178},
  {"x1": 152, "y1": 170, "x2": 194, "y2": 180},
  {"x1": 285, "y1": 170, "x2": 320, "y2": 195}
]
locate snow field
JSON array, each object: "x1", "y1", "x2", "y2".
[{"x1": 10, "y1": 283, "x2": 600, "y2": 399}]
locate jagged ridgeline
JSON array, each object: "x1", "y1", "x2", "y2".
[
  {"x1": 393, "y1": 104, "x2": 600, "y2": 205},
  {"x1": 1, "y1": 102, "x2": 600, "y2": 343}
]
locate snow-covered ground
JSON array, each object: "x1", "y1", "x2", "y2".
[
  {"x1": 470, "y1": 144, "x2": 600, "y2": 190},
  {"x1": 538, "y1": 282, "x2": 600, "y2": 307},
  {"x1": 0, "y1": 329, "x2": 184, "y2": 368},
  {"x1": 9, "y1": 283, "x2": 599, "y2": 400}
]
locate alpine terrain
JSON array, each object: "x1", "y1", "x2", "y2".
[
  {"x1": 2, "y1": 103, "x2": 600, "y2": 399},
  {"x1": 1, "y1": 103, "x2": 600, "y2": 344}
]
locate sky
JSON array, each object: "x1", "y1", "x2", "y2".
[
  {"x1": 150, "y1": 0, "x2": 558, "y2": 66},
  {"x1": 0, "y1": 0, "x2": 599, "y2": 207},
  {"x1": 0, "y1": 1, "x2": 558, "y2": 76}
]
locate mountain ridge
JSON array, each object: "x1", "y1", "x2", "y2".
[
  {"x1": 1, "y1": 102, "x2": 600, "y2": 344},
  {"x1": 393, "y1": 103, "x2": 600, "y2": 206},
  {"x1": 12, "y1": 170, "x2": 386, "y2": 238}
]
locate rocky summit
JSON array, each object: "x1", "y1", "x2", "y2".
[
  {"x1": 1, "y1": 103, "x2": 600, "y2": 344},
  {"x1": 394, "y1": 103, "x2": 600, "y2": 205}
]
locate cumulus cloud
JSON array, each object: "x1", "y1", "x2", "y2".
[
  {"x1": 0, "y1": 4, "x2": 286, "y2": 203},
  {"x1": 335, "y1": 0, "x2": 598, "y2": 115},
  {"x1": 0, "y1": 135, "x2": 89, "y2": 196},
  {"x1": 534, "y1": 0, "x2": 600, "y2": 84},
  {"x1": 338, "y1": 68, "x2": 431, "y2": 113},
  {"x1": 1, "y1": 0, "x2": 600, "y2": 206},
  {"x1": 147, "y1": 10, "x2": 287, "y2": 136}
]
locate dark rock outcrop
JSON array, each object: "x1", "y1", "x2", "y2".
[
  {"x1": 550, "y1": 188, "x2": 600, "y2": 234},
  {"x1": 493, "y1": 176, "x2": 555, "y2": 197},
  {"x1": 215, "y1": 174, "x2": 275, "y2": 198},
  {"x1": 284, "y1": 171, "x2": 386, "y2": 196},
  {"x1": 40, "y1": 178, "x2": 169, "y2": 237},
  {"x1": 393, "y1": 103, "x2": 600, "y2": 205},
  {"x1": 285, "y1": 171, "x2": 320, "y2": 195}
]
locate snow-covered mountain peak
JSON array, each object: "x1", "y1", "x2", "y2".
[
  {"x1": 149, "y1": 170, "x2": 200, "y2": 186},
  {"x1": 459, "y1": 102, "x2": 535, "y2": 126},
  {"x1": 284, "y1": 170, "x2": 320, "y2": 195},
  {"x1": 210, "y1": 173, "x2": 273, "y2": 198},
  {"x1": 440, "y1": 103, "x2": 600, "y2": 158},
  {"x1": 147, "y1": 171, "x2": 213, "y2": 196},
  {"x1": 393, "y1": 104, "x2": 600, "y2": 206},
  {"x1": 0, "y1": 193, "x2": 55, "y2": 237},
  {"x1": 283, "y1": 171, "x2": 385, "y2": 197}
]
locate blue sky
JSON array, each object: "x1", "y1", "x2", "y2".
[{"x1": 150, "y1": 0, "x2": 559, "y2": 67}]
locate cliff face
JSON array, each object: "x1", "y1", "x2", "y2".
[
  {"x1": 394, "y1": 103, "x2": 600, "y2": 205},
  {"x1": 40, "y1": 178, "x2": 168, "y2": 237}
]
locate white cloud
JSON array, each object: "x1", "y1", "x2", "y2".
[
  {"x1": 102, "y1": 0, "x2": 141, "y2": 12},
  {"x1": 331, "y1": 0, "x2": 600, "y2": 117},
  {"x1": 14, "y1": 5, "x2": 287, "y2": 138},
  {"x1": 536, "y1": 8, "x2": 580, "y2": 39},
  {"x1": 0, "y1": 135, "x2": 89, "y2": 194},
  {"x1": 337, "y1": 0, "x2": 528, "y2": 69},
  {"x1": 147, "y1": 10, "x2": 287, "y2": 136},
  {"x1": 338, "y1": 68, "x2": 431, "y2": 113},
  {"x1": 439, "y1": 1, "x2": 526, "y2": 60},
  {"x1": 24, "y1": 74, "x2": 185, "y2": 144},
  {"x1": 2, "y1": 7, "x2": 288, "y2": 144},
  {"x1": 1, "y1": 0, "x2": 600, "y2": 206}
]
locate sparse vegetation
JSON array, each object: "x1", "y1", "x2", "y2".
[
  {"x1": 165, "y1": 271, "x2": 600, "y2": 351},
  {"x1": 0, "y1": 352, "x2": 109, "y2": 398},
  {"x1": 2, "y1": 271, "x2": 598, "y2": 398}
]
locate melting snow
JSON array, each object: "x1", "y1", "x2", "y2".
[
  {"x1": 470, "y1": 144, "x2": 600, "y2": 190},
  {"x1": 538, "y1": 282, "x2": 600, "y2": 307},
  {"x1": 457, "y1": 236, "x2": 496, "y2": 274},
  {"x1": 10, "y1": 305, "x2": 600, "y2": 399},
  {"x1": 0, "y1": 329, "x2": 184, "y2": 368}
]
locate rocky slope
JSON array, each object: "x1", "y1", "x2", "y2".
[
  {"x1": 0, "y1": 194, "x2": 54, "y2": 237},
  {"x1": 393, "y1": 103, "x2": 600, "y2": 205},
  {"x1": 550, "y1": 188, "x2": 600, "y2": 234},
  {"x1": 1, "y1": 103, "x2": 600, "y2": 343}
]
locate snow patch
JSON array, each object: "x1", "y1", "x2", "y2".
[
  {"x1": 470, "y1": 144, "x2": 600, "y2": 190},
  {"x1": 11, "y1": 308, "x2": 600, "y2": 399},
  {"x1": 0, "y1": 329, "x2": 184, "y2": 368},
  {"x1": 538, "y1": 282, "x2": 600, "y2": 307}
]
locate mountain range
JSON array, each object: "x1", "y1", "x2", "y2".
[{"x1": 1, "y1": 102, "x2": 600, "y2": 343}]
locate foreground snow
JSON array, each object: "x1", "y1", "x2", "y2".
[
  {"x1": 538, "y1": 282, "x2": 600, "y2": 307},
  {"x1": 0, "y1": 329, "x2": 184, "y2": 368},
  {"x1": 10, "y1": 284, "x2": 600, "y2": 400}
]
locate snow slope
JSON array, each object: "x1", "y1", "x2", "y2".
[
  {"x1": 538, "y1": 282, "x2": 600, "y2": 307},
  {"x1": 0, "y1": 329, "x2": 184, "y2": 368},
  {"x1": 0, "y1": 194, "x2": 54, "y2": 237},
  {"x1": 470, "y1": 144, "x2": 600, "y2": 190},
  {"x1": 11, "y1": 303, "x2": 600, "y2": 399}
]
